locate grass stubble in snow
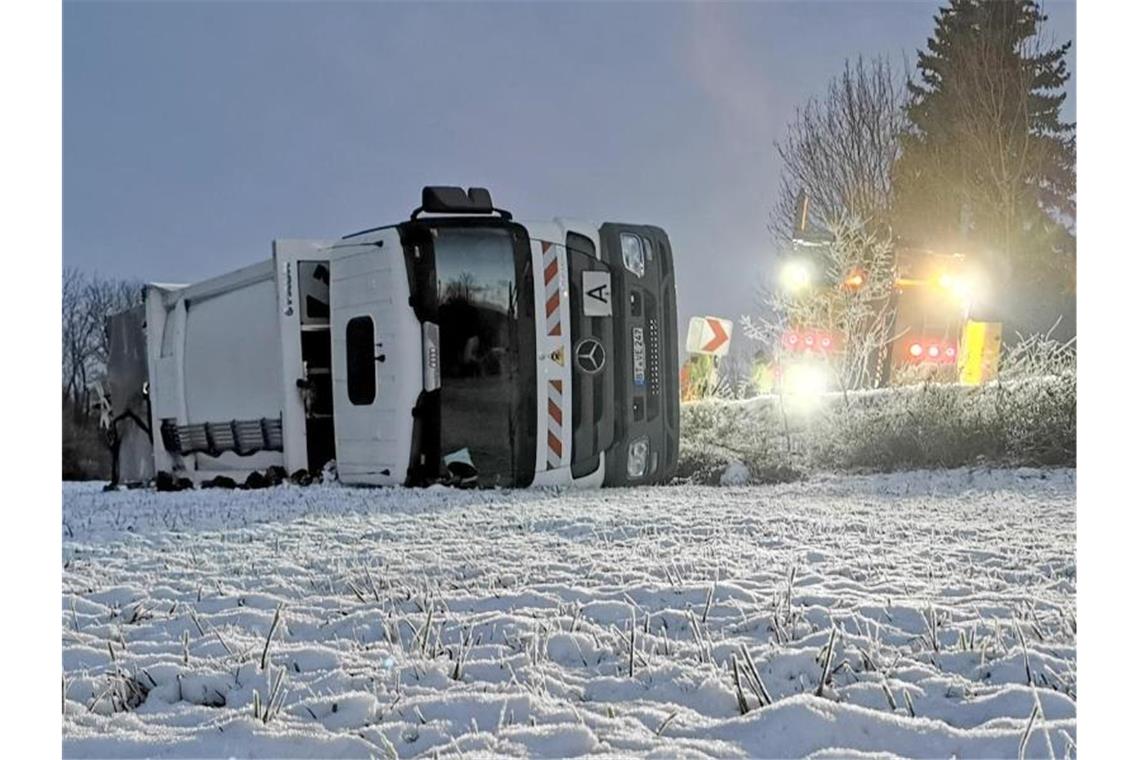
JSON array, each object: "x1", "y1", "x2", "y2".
[{"x1": 61, "y1": 468, "x2": 1075, "y2": 758}]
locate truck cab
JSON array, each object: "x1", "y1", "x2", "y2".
[{"x1": 137, "y1": 187, "x2": 679, "y2": 488}]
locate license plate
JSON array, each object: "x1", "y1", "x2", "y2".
[{"x1": 632, "y1": 327, "x2": 646, "y2": 386}]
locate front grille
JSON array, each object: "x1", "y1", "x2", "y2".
[
  {"x1": 641, "y1": 290, "x2": 660, "y2": 421},
  {"x1": 647, "y1": 316, "x2": 661, "y2": 397}
]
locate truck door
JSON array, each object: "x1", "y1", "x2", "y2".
[{"x1": 328, "y1": 229, "x2": 422, "y2": 486}]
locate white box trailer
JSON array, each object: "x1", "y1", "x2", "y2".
[{"x1": 110, "y1": 187, "x2": 679, "y2": 488}]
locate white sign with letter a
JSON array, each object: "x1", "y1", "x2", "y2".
[{"x1": 581, "y1": 271, "x2": 612, "y2": 316}]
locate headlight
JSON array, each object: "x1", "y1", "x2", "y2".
[
  {"x1": 620, "y1": 233, "x2": 645, "y2": 278},
  {"x1": 782, "y1": 361, "x2": 828, "y2": 414},
  {"x1": 779, "y1": 259, "x2": 813, "y2": 293},
  {"x1": 627, "y1": 436, "x2": 650, "y2": 478},
  {"x1": 935, "y1": 271, "x2": 977, "y2": 306}
]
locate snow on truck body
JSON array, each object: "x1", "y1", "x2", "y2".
[{"x1": 126, "y1": 187, "x2": 679, "y2": 488}]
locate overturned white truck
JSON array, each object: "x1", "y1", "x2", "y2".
[{"x1": 107, "y1": 187, "x2": 679, "y2": 488}]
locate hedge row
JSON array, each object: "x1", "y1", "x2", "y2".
[{"x1": 678, "y1": 373, "x2": 1075, "y2": 484}]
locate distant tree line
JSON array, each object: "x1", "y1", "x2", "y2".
[
  {"x1": 62, "y1": 267, "x2": 143, "y2": 478},
  {"x1": 767, "y1": 0, "x2": 1075, "y2": 349}
]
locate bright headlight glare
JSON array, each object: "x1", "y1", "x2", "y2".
[
  {"x1": 936, "y1": 272, "x2": 975, "y2": 304},
  {"x1": 779, "y1": 259, "x2": 813, "y2": 293},
  {"x1": 785, "y1": 363, "x2": 828, "y2": 397},
  {"x1": 620, "y1": 234, "x2": 646, "y2": 278},
  {"x1": 782, "y1": 362, "x2": 828, "y2": 415},
  {"x1": 627, "y1": 437, "x2": 650, "y2": 478}
]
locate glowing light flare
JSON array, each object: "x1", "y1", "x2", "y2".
[
  {"x1": 779, "y1": 259, "x2": 813, "y2": 294},
  {"x1": 782, "y1": 361, "x2": 829, "y2": 413},
  {"x1": 843, "y1": 268, "x2": 866, "y2": 290},
  {"x1": 934, "y1": 271, "x2": 976, "y2": 305}
]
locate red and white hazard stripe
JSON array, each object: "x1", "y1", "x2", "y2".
[
  {"x1": 547, "y1": 378, "x2": 564, "y2": 470},
  {"x1": 543, "y1": 242, "x2": 562, "y2": 338},
  {"x1": 541, "y1": 241, "x2": 567, "y2": 470}
]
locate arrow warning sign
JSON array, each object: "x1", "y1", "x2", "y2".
[{"x1": 686, "y1": 316, "x2": 733, "y2": 357}]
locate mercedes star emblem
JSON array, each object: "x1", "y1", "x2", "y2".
[{"x1": 574, "y1": 338, "x2": 606, "y2": 374}]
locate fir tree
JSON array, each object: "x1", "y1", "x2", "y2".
[{"x1": 893, "y1": 0, "x2": 1074, "y2": 293}]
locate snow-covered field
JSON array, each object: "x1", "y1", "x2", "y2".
[{"x1": 62, "y1": 469, "x2": 1076, "y2": 758}]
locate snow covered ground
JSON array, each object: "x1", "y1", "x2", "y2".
[{"x1": 62, "y1": 469, "x2": 1076, "y2": 758}]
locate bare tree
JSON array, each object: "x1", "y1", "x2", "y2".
[
  {"x1": 86, "y1": 277, "x2": 143, "y2": 377},
  {"x1": 61, "y1": 268, "x2": 143, "y2": 421},
  {"x1": 749, "y1": 57, "x2": 905, "y2": 392},
  {"x1": 769, "y1": 56, "x2": 907, "y2": 245},
  {"x1": 62, "y1": 268, "x2": 97, "y2": 417},
  {"x1": 443, "y1": 271, "x2": 478, "y2": 304},
  {"x1": 744, "y1": 214, "x2": 898, "y2": 392},
  {"x1": 816, "y1": 217, "x2": 900, "y2": 391}
]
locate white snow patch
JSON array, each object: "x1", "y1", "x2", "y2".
[
  {"x1": 62, "y1": 468, "x2": 1075, "y2": 758},
  {"x1": 720, "y1": 460, "x2": 751, "y2": 486}
]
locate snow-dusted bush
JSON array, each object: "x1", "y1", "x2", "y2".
[
  {"x1": 999, "y1": 372, "x2": 1076, "y2": 466},
  {"x1": 999, "y1": 323, "x2": 1076, "y2": 380},
  {"x1": 680, "y1": 372, "x2": 1074, "y2": 481},
  {"x1": 676, "y1": 439, "x2": 804, "y2": 486}
]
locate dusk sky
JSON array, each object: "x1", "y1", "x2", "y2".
[{"x1": 64, "y1": 0, "x2": 1075, "y2": 330}]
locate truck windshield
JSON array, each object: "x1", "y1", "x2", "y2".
[{"x1": 434, "y1": 226, "x2": 531, "y2": 486}]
